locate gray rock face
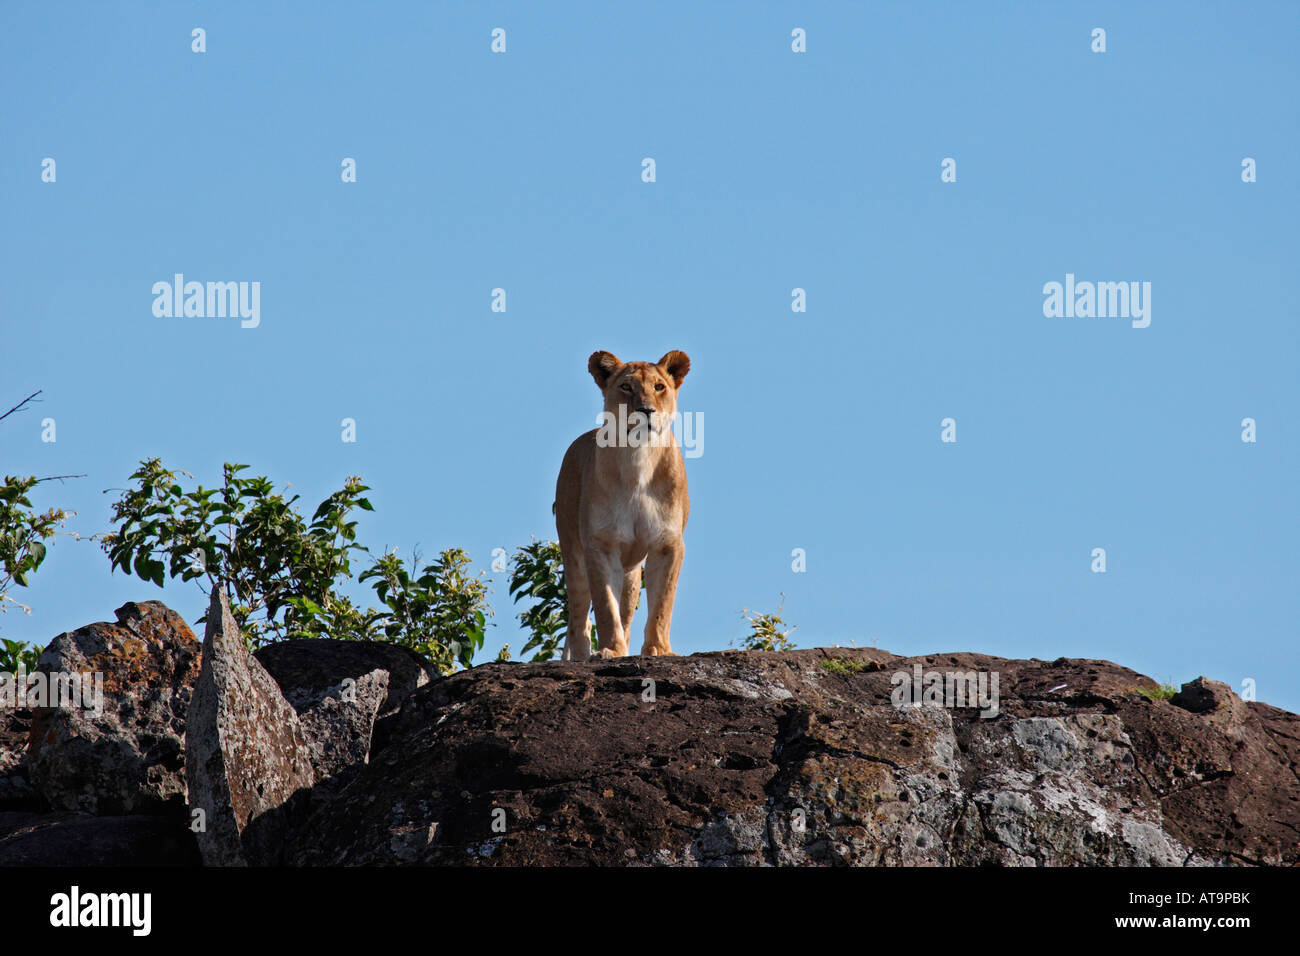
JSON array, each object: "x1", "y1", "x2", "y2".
[
  {"x1": 185, "y1": 588, "x2": 316, "y2": 866},
  {"x1": 27, "y1": 601, "x2": 202, "y2": 815},
  {"x1": 254, "y1": 638, "x2": 438, "y2": 779},
  {"x1": 949, "y1": 712, "x2": 1199, "y2": 866},
  {"x1": 285, "y1": 667, "x2": 388, "y2": 786}
]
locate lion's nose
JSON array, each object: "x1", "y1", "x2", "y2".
[{"x1": 636, "y1": 406, "x2": 653, "y2": 417}]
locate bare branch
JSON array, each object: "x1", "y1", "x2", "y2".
[{"x1": 0, "y1": 390, "x2": 42, "y2": 425}]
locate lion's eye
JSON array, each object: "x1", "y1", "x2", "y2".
[
  {"x1": 620, "y1": 383, "x2": 632, "y2": 393},
  {"x1": 654, "y1": 383, "x2": 665, "y2": 392}
]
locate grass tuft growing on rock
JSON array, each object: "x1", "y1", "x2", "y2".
[
  {"x1": 820, "y1": 656, "x2": 882, "y2": 675},
  {"x1": 1136, "y1": 682, "x2": 1179, "y2": 701}
]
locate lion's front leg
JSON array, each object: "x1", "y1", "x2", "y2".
[
  {"x1": 585, "y1": 547, "x2": 629, "y2": 659},
  {"x1": 619, "y1": 567, "x2": 641, "y2": 648},
  {"x1": 640, "y1": 540, "x2": 683, "y2": 656},
  {"x1": 562, "y1": 557, "x2": 593, "y2": 662}
]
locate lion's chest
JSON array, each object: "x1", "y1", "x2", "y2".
[
  {"x1": 608, "y1": 488, "x2": 671, "y2": 542},
  {"x1": 583, "y1": 444, "x2": 684, "y2": 562},
  {"x1": 585, "y1": 484, "x2": 679, "y2": 564}
]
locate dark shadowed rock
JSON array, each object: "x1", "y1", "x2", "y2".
[
  {"x1": 286, "y1": 649, "x2": 1300, "y2": 866},
  {"x1": 0, "y1": 710, "x2": 35, "y2": 810},
  {"x1": 254, "y1": 639, "x2": 438, "y2": 780},
  {"x1": 0, "y1": 810, "x2": 200, "y2": 865},
  {"x1": 27, "y1": 601, "x2": 202, "y2": 815},
  {"x1": 185, "y1": 588, "x2": 315, "y2": 866},
  {"x1": 1172, "y1": 676, "x2": 1242, "y2": 718}
]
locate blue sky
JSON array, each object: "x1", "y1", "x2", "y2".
[{"x1": 3, "y1": 2, "x2": 1297, "y2": 711}]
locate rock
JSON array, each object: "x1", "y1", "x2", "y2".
[
  {"x1": 0, "y1": 810, "x2": 200, "y2": 865},
  {"x1": 1172, "y1": 676, "x2": 1243, "y2": 718},
  {"x1": 10, "y1": 597, "x2": 1298, "y2": 870},
  {"x1": 0, "y1": 709, "x2": 36, "y2": 810},
  {"x1": 291, "y1": 668, "x2": 388, "y2": 783},
  {"x1": 287, "y1": 649, "x2": 1300, "y2": 866},
  {"x1": 254, "y1": 639, "x2": 439, "y2": 777},
  {"x1": 185, "y1": 587, "x2": 316, "y2": 866},
  {"x1": 27, "y1": 601, "x2": 202, "y2": 815}
]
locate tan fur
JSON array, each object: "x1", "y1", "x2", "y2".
[{"x1": 555, "y1": 350, "x2": 691, "y2": 661}]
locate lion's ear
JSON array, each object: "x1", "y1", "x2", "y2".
[
  {"x1": 589, "y1": 351, "x2": 622, "y2": 389},
  {"x1": 657, "y1": 350, "x2": 690, "y2": 388}
]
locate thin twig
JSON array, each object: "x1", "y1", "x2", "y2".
[{"x1": 0, "y1": 390, "x2": 42, "y2": 424}]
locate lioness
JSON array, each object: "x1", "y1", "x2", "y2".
[{"x1": 556, "y1": 349, "x2": 691, "y2": 661}]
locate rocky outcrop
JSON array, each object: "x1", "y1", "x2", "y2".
[
  {"x1": 27, "y1": 601, "x2": 202, "y2": 815},
  {"x1": 287, "y1": 650, "x2": 1300, "y2": 866},
  {"x1": 184, "y1": 589, "x2": 315, "y2": 866},
  {"x1": 6, "y1": 596, "x2": 1298, "y2": 867}
]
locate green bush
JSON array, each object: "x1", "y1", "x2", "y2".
[
  {"x1": 0, "y1": 637, "x2": 41, "y2": 673},
  {"x1": 0, "y1": 475, "x2": 71, "y2": 618},
  {"x1": 101, "y1": 458, "x2": 491, "y2": 672},
  {"x1": 1, "y1": 390, "x2": 78, "y2": 665},
  {"x1": 360, "y1": 547, "x2": 490, "y2": 673},
  {"x1": 508, "y1": 539, "x2": 569, "y2": 661}
]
